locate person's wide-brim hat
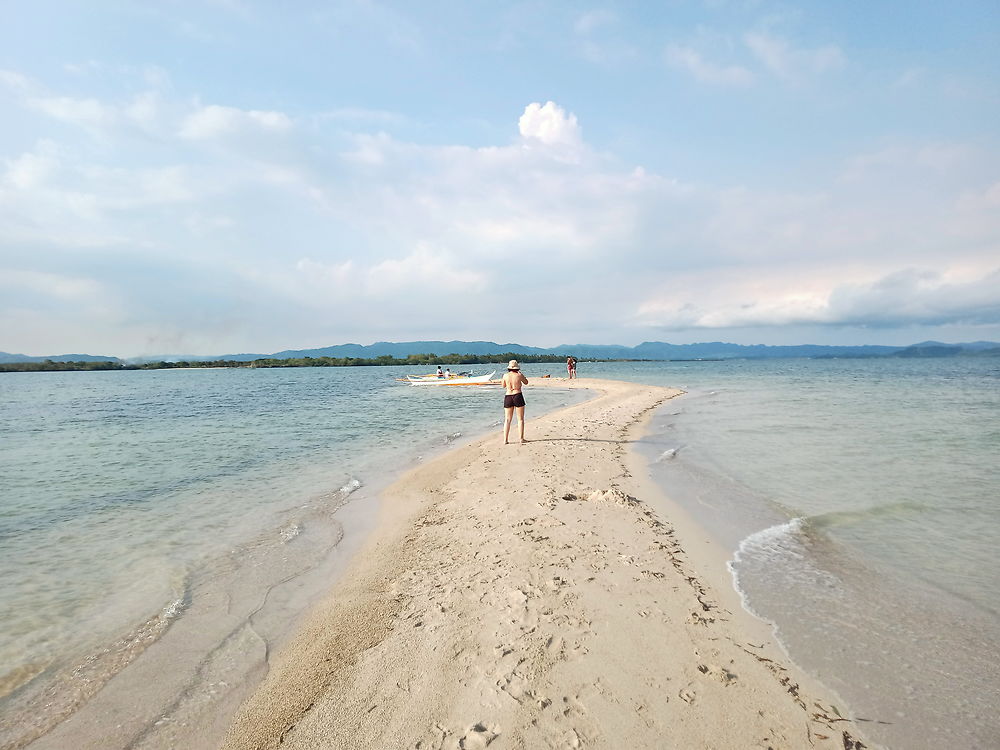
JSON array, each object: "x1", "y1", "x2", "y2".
[{"x1": 508, "y1": 360, "x2": 520, "y2": 370}]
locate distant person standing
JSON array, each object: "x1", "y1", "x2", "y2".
[
  {"x1": 567, "y1": 356, "x2": 577, "y2": 379},
  {"x1": 436, "y1": 366, "x2": 444, "y2": 378},
  {"x1": 502, "y1": 360, "x2": 528, "y2": 445}
]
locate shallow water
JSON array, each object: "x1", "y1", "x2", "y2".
[
  {"x1": 0, "y1": 363, "x2": 582, "y2": 749},
  {"x1": 584, "y1": 357, "x2": 1000, "y2": 749}
]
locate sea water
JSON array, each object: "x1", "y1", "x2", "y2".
[
  {"x1": 580, "y1": 357, "x2": 999, "y2": 749},
  {"x1": 4, "y1": 359, "x2": 997, "y2": 749},
  {"x1": 0, "y1": 364, "x2": 583, "y2": 749}
]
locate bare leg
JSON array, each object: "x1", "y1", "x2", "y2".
[
  {"x1": 516, "y1": 405, "x2": 526, "y2": 443},
  {"x1": 503, "y1": 406, "x2": 514, "y2": 444}
]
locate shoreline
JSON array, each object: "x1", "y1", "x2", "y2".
[
  {"x1": 222, "y1": 377, "x2": 873, "y2": 749},
  {"x1": 12, "y1": 372, "x2": 589, "y2": 750}
]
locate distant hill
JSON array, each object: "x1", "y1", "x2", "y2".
[
  {"x1": 908, "y1": 340, "x2": 999, "y2": 351},
  {"x1": 6, "y1": 339, "x2": 999, "y2": 365},
  {"x1": 142, "y1": 339, "x2": 1000, "y2": 362},
  {"x1": 264, "y1": 340, "x2": 553, "y2": 360},
  {"x1": 892, "y1": 341, "x2": 1000, "y2": 358},
  {"x1": 0, "y1": 352, "x2": 120, "y2": 364},
  {"x1": 892, "y1": 342, "x2": 964, "y2": 358},
  {"x1": 251, "y1": 340, "x2": 926, "y2": 361}
]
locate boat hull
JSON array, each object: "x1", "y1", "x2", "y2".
[{"x1": 406, "y1": 370, "x2": 497, "y2": 386}]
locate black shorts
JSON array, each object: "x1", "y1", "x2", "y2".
[{"x1": 503, "y1": 393, "x2": 526, "y2": 408}]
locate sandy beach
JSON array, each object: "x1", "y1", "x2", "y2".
[{"x1": 222, "y1": 377, "x2": 871, "y2": 750}]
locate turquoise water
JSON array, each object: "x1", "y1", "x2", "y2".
[
  {"x1": 3, "y1": 359, "x2": 997, "y2": 749},
  {"x1": 0, "y1": 364, "x2": 582, "y2": 749},
  {"x1": 581, "y1": 357, "x2": 1000, "y2": 749}
]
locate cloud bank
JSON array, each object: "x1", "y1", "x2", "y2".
[{"x1": 1, "y1": 60, "x2": 998, "y2": 354}]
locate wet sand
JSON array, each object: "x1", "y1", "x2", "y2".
[{"x1": 222, "y1": 377, "x2": 872, "y2": 749}]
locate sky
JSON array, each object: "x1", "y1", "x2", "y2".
[{"x1": 1, "y1": 1, "x2": 999, "y2": 356}]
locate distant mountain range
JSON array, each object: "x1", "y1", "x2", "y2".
[
  {"x1": 3, "y1": 339, "x2": 999, "y2": 364},
  {"x1": 0, "y1": 352, "x2": 120, "y2": 364}
]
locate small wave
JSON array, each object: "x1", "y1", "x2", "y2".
[
  {"x1": 728, "y1": 519, "x2": 805, "y2": 618},
  {"x1": 162, "y1": 595, "x2": 186, "y2": 621},
  {"x1": 655, "y1": 447, "x2": 681, "y2": 462},
  {"x1": 279, "y1": 523, "x2": 301, "y2": 543},
  {"x1": 728, "y1": 518, "x2": 841, "y2": 620},
  {"x1": 731, "y1": 518, "x2": 807, "y2": 566},
  {"x1": 336, "y1": 478, "x2": 362, "y2": 498},
  {"x1": 444, "y1": 431, "x2": 462, "y2": 443},
  {"x1": 313, "y1": 478, "x2": 363, "y2": 510}
]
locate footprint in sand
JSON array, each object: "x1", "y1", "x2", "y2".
[
  {"x1": 457, "y1": 722, "x2": 499, "y2": 749},
  {"x1": 697, "y1": 663, "x2": 738, "y2": 685},
  {"x1": 560, "y1": 694, "x2": 588, "y2": 720}
]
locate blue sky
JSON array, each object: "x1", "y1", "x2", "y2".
[{"x1": 2, "y1": 1, "x2": 998, "y2": 356}]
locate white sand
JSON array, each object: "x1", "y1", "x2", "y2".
[{"x1": 222, "y1": 378, "x2": 870, "y2": 749}]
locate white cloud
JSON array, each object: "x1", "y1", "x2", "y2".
[
  {"x1": 0, "y1": 68, "x2": 30, "y2": 90},
  {"x1": 0, "y1": 269, "x2": 106, "y2": 302},
  {"x1": 63, "y1": 60, "x2": 104, "y2": 76},
  {"x1": 453, "y1": 215, "x2": 584, "y2": 247},
  {"x1": 745, "y1": 32, "x2": 845, "y2": 81},
  {"x1": 3, "y1": 69, "x2": 998, "y2": 352},
  {"x1": 368, "y1": 244, "x2": 486, "y2": 294},
  {"x1": 665, "y1": 44, "x2": 754, "y2": 86},
  {"x1": 636, "y1": 267, "x2": 1000, "y2": 330},
  {"x1": 824, "y1": 268, "x2": 1000, "y2": 327},
  {"x1": 310, "y1": 0, "x2": 424, "y2": 53},
  {"x1": 124, "y1": 91, "x2": 162, "y2": 127},
  {"x1": 340, "y1": 132, "x2": 394, "y2": 165},
  {"x1": 0, "y1": 65, "x2": 176, "y2": 149},
  {"x1": 842, "y1": 143, "x2": 973, "y2": 181},
  {"x1": 958, "y1": 181, "x2": 1000, "y2": 211},
  {"x1": 573, "y1": 10, "x2": 636, "y2": 63},
  {"x1": 28, "y1": 96, "x2": 114, "y2": 127},
  {"x1": 3, "y1": 141, "x2": 59, "y2": 189},
  {"x1": 179, "y1": 105, "x2": 292, "y2": 139},
  {"x1": 575, "y1": 10, "x2": 617, "y2": 35},
  {"x1": 295, "y1": 257, "x2": 354, "y2": 285},
  {"x1": 273, "y1": 247, "x2": 488, "y2": 321},
  {"x1": 184, "y1": 212, "x2": 235, "y2": 236},
  {"x1": 518, "y1": 101, "x2": 582, "y2": 149}
]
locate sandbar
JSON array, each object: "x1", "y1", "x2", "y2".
[{"x1": 222, "y1": 377, "x2": 871, "y2": 749}]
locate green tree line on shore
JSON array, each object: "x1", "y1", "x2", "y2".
[{"x1": 0, "y1": 352, "x2": 590, "y2": 373}]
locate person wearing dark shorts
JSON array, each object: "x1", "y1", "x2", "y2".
[
  {"x1": 501, "y1": 360, "x2": 529, "y2": 445},
  {"x1": 503, "y1": 392, "x2": 526, "y2": 408}
]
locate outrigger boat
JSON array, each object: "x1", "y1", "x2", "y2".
[
  {"x1": 405, "y1": 370, "x2": 498, "y2": 386},
  {"x1": 394, "y1": 371, "x2": 462, "y2": 382}
]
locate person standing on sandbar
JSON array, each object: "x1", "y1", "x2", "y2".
[{"x1": 502, "y1": 359, "x2": 528, "y2": 445}]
